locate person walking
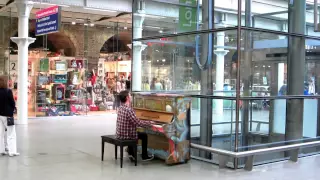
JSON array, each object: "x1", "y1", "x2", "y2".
[{"x1": 0, "y1": 76, "x2": 19, "y2": 157}]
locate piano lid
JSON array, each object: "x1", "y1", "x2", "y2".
[{"x1": 134, "y1": 108, "x2": 174, "y2": 124}]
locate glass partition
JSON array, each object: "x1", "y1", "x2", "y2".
[
  {"x1": 132, "y1": 0, "x2": 320, "y2": 169},
  {"x1": 134, "y1": 0, "x2": 238, "y2": 38},
  {"x1": 136, "y1": 30, "x2": 237, "y2": 94}
]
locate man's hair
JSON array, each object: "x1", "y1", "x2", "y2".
[{"x1": 119, "y1": 90, "x2": 129, "y2": 103}]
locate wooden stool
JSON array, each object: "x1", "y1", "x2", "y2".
[{"x1": 101, "y1": 135, "x2": 137, "y2": 168}]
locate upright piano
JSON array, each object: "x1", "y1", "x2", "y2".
[{"x1": 133, "y1": 93, "x2": 191, "y2": 165}]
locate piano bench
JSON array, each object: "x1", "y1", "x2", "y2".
[{"x1": 101, "y1": 135, "x2": 137, "y2": 168}]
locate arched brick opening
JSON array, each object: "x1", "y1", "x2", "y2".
[{"x1": 100, "y1": 31, "x2": 132, "y2": 54}]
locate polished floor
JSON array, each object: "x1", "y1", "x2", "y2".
[{"x1": 0, "y1": 115, "x2": 319, "y2": 180}]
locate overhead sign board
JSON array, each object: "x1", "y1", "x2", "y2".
[
  {"x1": 36, "y1": 6, "x2": 61, "y2": 36},
  {"x1": 179, "y1": 0, "x2": 197, "y2": 32}
]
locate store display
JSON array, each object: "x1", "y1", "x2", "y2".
[
  {"x1": 70, "y1": 60, "x2": 84, "y2": 69},
  {"x1": 38, "y1": 73, "x2": 50, "y2": 85},
  {"x1": 53, "y1": 74, "x2": 67, "y2": 83},
  {"x1": 9, "y1": 48, "x2": 133, "y2": 117},
  {"x1": 40, "y1": 58, "x2": 49, "y2": 72},
  {"x1": 68, "y1": 71, "x2": 81, "y2": 85},
  {"x1": 55, "y1": 61, "x2": 68, "y2": 71},
  {"x1": 52, "y1": 84, "x2": 65, "y2": 101}
]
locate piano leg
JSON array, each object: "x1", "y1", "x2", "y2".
[
  {"x1": 101, "y1": 140, "x2": 105, "y2": 161},
  {"x1": 115, "y1": 145, "x2": 118, "y2": 160}
]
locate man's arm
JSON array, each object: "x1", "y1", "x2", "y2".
[{"x1": 128, "y1": 109, "x2": 152, "y2": 127}]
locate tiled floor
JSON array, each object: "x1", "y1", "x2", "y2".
[{"x1": 0, "y1": 115, "x2": 319, "y2": 180}]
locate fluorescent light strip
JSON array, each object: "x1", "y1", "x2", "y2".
[
  {"x1": 144, "y1": 14, "x2": 166, "y2": 19},
  {"x1": 34, "y1": 2, "x2": 70, "y2": 7},
  {"x1": 84, "y1": 7, "x2": 117, "y2": 13},
  {"x1": 145, "y1": 26, "x2": 161, "y2": 29}
]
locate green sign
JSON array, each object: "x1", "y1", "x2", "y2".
[
  {"x1": 179, "y1": 0, "x2": 197, "y2": 32},
  {"x1": 40, "y1": 58, "x2": 49, "y2": 72}
]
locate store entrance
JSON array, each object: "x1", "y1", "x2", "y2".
[{"x1": 1, "y1": 5, "x2": 133, "y2": 118}]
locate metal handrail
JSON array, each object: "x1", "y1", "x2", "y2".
[
  {"x1": 191, "y1": 140, "x2": 320, "y2": 171},
  {"x1": 132, "y1": 91, "x2": 320, "y2": 100},
  {"x1": 190, "y1": 120, "x2": 269, "y2": 127}
]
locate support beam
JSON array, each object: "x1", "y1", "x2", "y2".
[
  {"x1": 199, "y1": 0, "x2": 214, "y2": 159},
  {"x1": 10, "y1": 0, "x2": 35, "y2": 125},
  {"x1": 285, "y1": 0, "x2": 306, "y2": 157}
]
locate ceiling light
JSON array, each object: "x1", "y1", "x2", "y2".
[
  {"x1": 124, "y1": 27, "x2": 128, "y2": 30},
  {"x1": 162, "y1": 59, "x2": 166, "y2": 62},
  {"x1": 144, "y1": 14, "x2": 166, "y2": 19},
  {"x1": 90, "y1": 23, "x2": 95, "y2": 27},
  {"x1": 84, "y1": 7, "x2": 117, "y2": 13},
  {"x1": 157, "y1": 60, "x2": 159, "y2": 62},
  {"x1": 71, "y1": 22, "x2": 76, "y2": 25},
  {"x1": 148, "y1": 60, "x2": 151, "y2": 63},
  {"x1": 145, "y1": 26, "x2": 161, "y2": 29},
  {"x1": 159, "y1": 30, "x2": 163, "y2": 33},
  {"x1": 84, "y1": 23, "x2": 89, "y2": 26},
  {"x1": 34, "y1": 2, "x2": 70, "y2": 7},
  {"x1": 76, "y1": 18, "x2": 85, "y2": 21}
]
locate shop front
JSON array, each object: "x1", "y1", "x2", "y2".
[{"x1": 0, "y1": 1, "x2": 134, "y2": 118}]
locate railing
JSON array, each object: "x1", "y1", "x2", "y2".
[{"x1": 191, "y1": 140, "x2": 320, "y2": 171}]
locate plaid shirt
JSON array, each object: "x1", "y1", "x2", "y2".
[{"x1": 116, "y1": 104, "x2": 151, "y2": 140}]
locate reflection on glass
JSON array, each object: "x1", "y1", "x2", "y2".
[
  {"x1": 136, "y1": 30, "x2": 237, "y2": 95},
  {"x1": 134, "y1": 0, "x2": 238, "y2": 38}
]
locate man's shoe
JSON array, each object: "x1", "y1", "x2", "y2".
[
  {"x1": 8, "y1": 153, "x2": 20, "y2": 157},
  {"x1": 141, "y1": 155, "x2": 154, "y2": 162},
  {"x1": 1, "y1": 152, "x2": 8, "y2": 156}
]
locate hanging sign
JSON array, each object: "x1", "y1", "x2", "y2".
[
  {"x1": 179, "y1": 0, "x2": 197, "y2": 32},
  {"x1": 36, "y1": 6, "x2": 61, "y2": 36}
]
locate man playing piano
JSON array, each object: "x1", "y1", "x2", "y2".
[{"x1": 116, "y1": 90, "x2": 154, "y2": 161}]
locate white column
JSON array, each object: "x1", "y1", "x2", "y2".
[
  {"x1": 213, "y1": 32, "x2": 229, "y2": 115},
  {"x1": 128, "y1": 42, "x2": 147, "y2": 91},
  {"x1": 278, "y1": 63, "x2": 285, "y2": 91},
  {"x1": 213, "y1": 32, "x2": 228, "y2": 134},
  {"x1": 130, "y1": 11, "x2": 146, "y2": 92},
  {"x1": 10, "y1": 0, "x2": 35, "y2": 125}
]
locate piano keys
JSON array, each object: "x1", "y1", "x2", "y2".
[{"x1": 133, "y1": 93, "x2": 191, "y2": 165}]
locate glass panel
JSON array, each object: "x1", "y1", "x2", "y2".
[
  {"x1": 135, "y1": 30, "x2": 237, "y2": 95},
  {"x1": 191, "y1": 97, "x2": 236, "y2": 168},
  {"x1": 133, "y1": 0, "x2": 238, "y2": 38},
  {"x1": 245, "y1": 0, "x2": 288, "y2": 31},
  {"x1": 240, "y1": 29, "x2": 288, "y2": 97}
]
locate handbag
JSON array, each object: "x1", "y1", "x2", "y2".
[{"x1": 7, "y1": 117, "x2": 14, "y2": 126}]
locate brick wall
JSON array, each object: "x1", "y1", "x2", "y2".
[{"x1": 61, "y1": 24, "x2": 114, "y2": 70}]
